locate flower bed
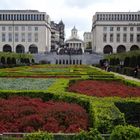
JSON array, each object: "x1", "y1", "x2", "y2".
[
  {"x1": 0, "y1": 96, "x2": 89, "y2": 133},
  {"x1": 68, "y1": 80, "x2": 140, "y2": 97},
  {"x1": 0, "y1": 78, "x2": 56, "y2": 90}
]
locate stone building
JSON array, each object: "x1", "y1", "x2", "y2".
[
  {"x1": 83, "y1": 32, "x2": 92, "y2": 53},
  {"x1": 50, "y1": 20, "x2": 65, "y2": 52},
  {"x1": 0, "y1": 10, "x2": 51, "y2": 53},
  {"x1": 64, "y1": 26, "x2": 84, "y2": 55},
  {"x1": 92, "y1": 12, "x2": 140, "y2": 54}
]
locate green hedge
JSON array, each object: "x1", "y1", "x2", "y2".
[
  {"x1": 25, "y1": 131, "x2": 53, "y2": 140},
  {"x1": 110, "y1": 125, "x2": 140, "y2": 140},
  {"x1": 115, "y1": 101, "x2": 140, "y2": 127}
]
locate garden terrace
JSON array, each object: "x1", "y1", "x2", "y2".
[
  {"x1": 0, "y1": 64, "x2": 140, "y2": 140},
  {"x1": 0, "y1": 65, "x2": 114, "y2": 79}
]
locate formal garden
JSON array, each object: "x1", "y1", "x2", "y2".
[{"x1": 0, "y1": 64, "x2": 140, "y2": 140}]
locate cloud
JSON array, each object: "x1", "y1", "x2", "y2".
[{"x1": 64, "y1": 0, "x2": 94, "y2": 8}]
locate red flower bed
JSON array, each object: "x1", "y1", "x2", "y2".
[
  {"x1": 68, "y1": 80, "x2": 140, "y2": 97},
  {"x1": 0, "y1": 96, "x2": 89, "y2": 133}
]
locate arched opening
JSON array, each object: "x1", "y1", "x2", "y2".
[
  {"x1": 130, "y1": 45, "x2": 139, "y2": 51},
  {"x1": 73, "y1": 60, "x2": 75, "y2": 65},
  {"x1": 1, "y1": 57, "x2": 5, "y2": 64},
  {"x1": 76, "y1": 60, "x2": 79, "y2": 64},
  {"x1": 7, "y1": 57, "x2": 12, "y2": 65},
  {"x1": 31, "y1": 59, "x2": 35, "y2": 64},
  {"x1": 16, "y1": 45, "x2": 25, "y2": 53},
  {"x1": 3, "y1": 44, "x2": 12, "y2": 52},
  {"x1": 56, "y1": 60, "x2": 58, "y2": 64},
  {"x1": 63, "y1": 60, "x2": 65, "y2": 65},
  {"x1": 80, "y1": 60, "x2": 82, "y2": 65},
  {"x1": 66, "y1": 60, "x2": 68, "y2": 65},
  {"x1": 59, "y1": 60, "x2": 61, "y2": 64},
  {"x1": 103, "y1": 45, "x2": 113, "y2": 54},
  {"x1": 11, "y1": 57, "x2": 16, "y2": 64},
  {"x1": 29, "y1": 44, "x2": 38, "y2": 54},
  {"x1": 117, "y1": 45, "x2": 126, "y2": 53}
]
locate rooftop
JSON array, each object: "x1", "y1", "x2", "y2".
[{"x1": 0, "y1": 10, "x2": 41, "y2": 13}]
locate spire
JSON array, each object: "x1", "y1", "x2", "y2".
[{"x1": 71, "y1": 26, "x2": 78, "y2": 38}]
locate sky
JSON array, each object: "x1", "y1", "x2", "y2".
[{"x1": 0, "y1": 0, "x2": 140, "y2": 39}]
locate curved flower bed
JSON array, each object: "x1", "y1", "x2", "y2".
[
  {"x1": 68, "y1": 80, "x2": 140, "y2": 97},
  {"x1": 0, "y1": 96, "x2": 89, "y2": 133}
]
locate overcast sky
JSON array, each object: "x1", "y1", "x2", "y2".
[{"x1": 0, "y1": 0, "x2": 140, "y2": 39}]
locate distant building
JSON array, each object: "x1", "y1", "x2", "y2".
[
  {"x1": 50, "y1": 20, "x2": 65, "y2": 52},
  {"x1": 92, "y1": 12, "x2": 140, "y2": 54},
  {"x1": 83, "y1": 32, "x2": 92, "y2": 53},
  {"x1": 64, "y1": 26, "x2": 84, "y2": 55},
  {"x1": 0, "y1": 10, "x2": 51, "y2": 54}
]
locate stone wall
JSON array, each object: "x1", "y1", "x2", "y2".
[{"x1": 34, "y1": 52, "x2": 103, "y2": 65}]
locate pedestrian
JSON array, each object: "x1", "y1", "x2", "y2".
[{"x1": 133, "y1": 66, "x2": 139, "y2": 78}]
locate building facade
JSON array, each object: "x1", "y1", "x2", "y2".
[
  {"x1": 83, "y1": 32, "x2": 92, "y2": 53},
  {"x1": 92, "y1": 12, "x2": 140, "y2": 54},
  {"x1": 50, "y1": 20, "x2": 65, "y2": 52},
  {"x1": 64, "y1": 26, "x2": 84, "y2": 54},
  {"x1": 0, "y1": 10, "x2": 51, "y2": 54}
]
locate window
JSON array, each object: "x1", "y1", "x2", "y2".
[
  {"x1": 117, "y1": 27, "x2": 120, "y2": 31},
  {"x1": 2, "y1": 26, "x2": 5, "y2": 31},
  {"x1": 15, "y1": 33, "x2": 19, "y2": 42},
  {"x1": 28, "y1": 26, "x2": 32, "y2": 31},
  {"x1": 103, "y1": 34, "x2": 107, "y2": 42},
  {"x1": 103, "y1": 27, "x2": 107, "y2": 31},
  {"x1": 130, "y1": 34, "x2": 133, "y2": 42},
  {"x1": 2, "y1": 33, "x2": 6, "y2": 42},
  {"x1": 110, "y1": 34, "x2": 113, "y2": 42},
  {"x1": 110, "y1": 27, "x2": 114, "y2": 31},
  {"x1": 15, "y1": 26, "x2": 18, "y2": 31},
  {"x1": 123, "y1": 34, "x2": 127, "y2": 42},
  {"x1": 9, "y1": 26, "x2": 12, "y2": 31},
  {"x1": 116, "y1": 34, "x2": 120, "y2": 42},
  {"x1": 21, "y1": 26, "x2": 25, "y2": 31},
  {"x1": 21, "y1": 33, "x2": 25, "y2": 42},
  {"x1": 35, "y1": 26, "x2": 38, "y2": 31},
  {"x1": 137, "y1": 27, "x2": 140, "y2": 31},
  {"x1": 8, "y1": 33, "x2": 12, "y2": 42},
  {"x1": 34, "y1": 33, "x2": 38, "y2": 42},
  {"x1": 130, "y1": 27, "x2": 134, "y2": 31},
  {"x1": 123, "y1": 27, "x2": 127, "y2": 31},
  {"x1": 137, "y1": 34, "x2": 140, "y2": 42},
  {"x1": 28, "y1": 33, "x2": 32, "y2": 42}
]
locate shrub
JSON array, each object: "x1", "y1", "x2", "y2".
[
  {"x1": 110, "y1": 125, "x2": 140, "y2": 140},
  {"x1": 115, "y1": 101, "x2": 140, "y2": 127},
  {"x1": 75, "y1": 128, "x2": 104, "y2": 140},
  {"x1": 25, "y1": 131, "x2": 53, "y2": 140}
]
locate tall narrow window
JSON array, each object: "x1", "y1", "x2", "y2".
[
  {"x1": 21, "y1": 33, "x2": 25, "y2": 42},
  {"x1": 103, "y1": 34, "x2": 107, "y2": 42},
  {"x1": 110, "y1": 34, "x2": 113, "y2": 42},
  {"x1": 130, "y1": 34, "x2": 133, "y2": 42},
  {"x1": 15, "y1": 33, "x2": 19, "y2": 42},
  {"x1": 28, "y1": 33, "x2": 32, "y2": 42},
  {"x1": 116, "y1": 34, "x2": 120, "y2": 42},
  {"x1": 123, "y1": 34, "x2": 127, "y2": 42},
  {"x1": 34, "y1": 33, "x2": 38, "y2": 42},
  {"x1": 8, "y1": 33, "x2": 12, "y2": 42},
  {"x1": 2, "y1": 33, "x2": 6, "y2": 42},
  {"x1": 137, "y1": 34, "x2": 140, "y2": 42}
]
